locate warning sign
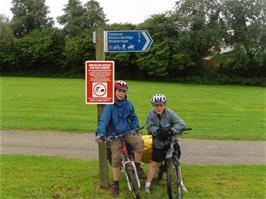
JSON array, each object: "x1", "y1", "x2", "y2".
[
  {"x1": 85, "y1": 61, "x2": 114, "y2": 104},
  {"x1": 93, "y1": 83, "x2": 107, "y2": 97}
]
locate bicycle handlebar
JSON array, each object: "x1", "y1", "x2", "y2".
[
  {"x1": 99, "y1": 127, "x2": 192, "y2": 142},
  {"x1": 176, "y1": 127, "x2": 192, "y2": 135},
  {"x1": 100, "y1": 126, "x2": 144, "y2": 143}
]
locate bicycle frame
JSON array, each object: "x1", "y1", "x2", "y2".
[
  {"x1": 101, "y1": 127, "x2": 143, "y2": 198},
  {"x1": 157, "y1": 128, "x2": 192, "y2": 198},
  {"x1": 120, "y1": 140, "x2": 140, "y2": 191},
  {"x1": 157, "y1": 137, "x2": 182, "y2": 179},
  {"x1": 166, "y1": 136, "x2": 187, "y2": 192}
]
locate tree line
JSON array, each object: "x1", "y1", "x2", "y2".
[{"x1": 0, "y1": 0, "x2": 265, "y2": 85}]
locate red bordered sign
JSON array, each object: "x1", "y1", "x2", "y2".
[{"x1": 85, "y1": 61, "x2": 115, "y2": 104}]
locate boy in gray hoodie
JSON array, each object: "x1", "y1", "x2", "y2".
[{"x1": 144, "y1": 94, "x2": 186, "y2": 193}]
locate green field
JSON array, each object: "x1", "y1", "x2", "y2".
[
  {"x1": 1, "y1": 76, "x2": 265, "y2": 140},
  {"x1": 1, "y1": 155, "x2": 265, "y2": 199}
]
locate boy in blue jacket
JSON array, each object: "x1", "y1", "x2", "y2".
[{"x1": 95, "y1": 80, "x2": 146, "y2": 197}]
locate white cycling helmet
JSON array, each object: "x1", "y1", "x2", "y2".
[{"x1": 151, "y1": 94, "x2": 167, "y2": 105}]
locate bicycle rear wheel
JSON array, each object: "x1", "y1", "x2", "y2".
[
  {"x1": 126, "y1": 163, "x2": 141, "y2": 199},
  {"x1": 166, "y1": 159, "x2": 182, "y2": 199}
]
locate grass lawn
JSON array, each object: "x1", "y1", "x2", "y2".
[
  {"x1": 1, "y1": 155, "x2": 265, "y2": 199},
  {"x1": 1, "y1": 76, "x2": 265, "y2": 140}
]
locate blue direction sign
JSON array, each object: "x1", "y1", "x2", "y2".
[{"x1": 104, "y1": 30, "x2": 153, "y2": 52}]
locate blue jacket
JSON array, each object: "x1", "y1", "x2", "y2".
[{"x1": 96, "y1": 99, "x2": 139, "y2": 138}]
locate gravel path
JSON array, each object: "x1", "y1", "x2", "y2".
[{"x1": 1, "y1": 130, "x2": 265, "y2": 164}]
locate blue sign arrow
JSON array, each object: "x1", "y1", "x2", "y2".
[{"x1": 104, "y1": 30, "x2": 153, "y2": 52}]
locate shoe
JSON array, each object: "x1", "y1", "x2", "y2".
[
  {"x1": 144, "y1": 186, "x2": 151, "y2": 194},
  {"x1": 136, "y1": 165, "x2": 147, "y2": 179},
  {"x1": 112, "y1": 185, "x2": 119, "y2": 197}
]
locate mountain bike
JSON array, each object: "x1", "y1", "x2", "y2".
[
  {"x1": 157, "y1": 127, "x2": 192, "y2": 199},
  {"x1": 101, "y1": 127, "x2": 144, "y2": 199}
]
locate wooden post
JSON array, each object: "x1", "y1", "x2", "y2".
[{"x1": 96, "y1": 28, "x2": 109, "y2": 188}]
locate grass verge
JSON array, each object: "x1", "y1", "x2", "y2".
[{"x1": 1, "y1": 155, "x2": 265, "y2": 199}]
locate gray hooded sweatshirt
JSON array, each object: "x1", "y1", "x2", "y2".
[{"x1": 146, "y1": 108, "x2": 186, "y2": 149}]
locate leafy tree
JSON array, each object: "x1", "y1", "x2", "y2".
[
  {"x1": 138, "y1": 13, "x2": 177, "y2": 42},
  {"x1": 106, "y1": 23, "x2": 136, "y2": 31},
  {"x1": 15, "y1": 28, "x2": 65, "y2": 71},
  {"x1": 83, "y1": 0, "x2": 107, "y2": 29},
  {"x1": 58, "y1": 0, "x2": 107, "y2": 74},
  {"x1": 58, "y1": 0, "x2": 107, "y2": 36},
  {"x1": 137, "y1": 40, "x2": 172, "y2": 77},
  {"x1": 221, "y1": 0, "x2": 266, "y2": 76},
  {"x1": 171, "y1": 0, "x2": 223, "y2": 66},
  {"x1": 64, "y1": 33, "x2": 94, "y2": 73},
  {"x1": 0, "y1": 15, "x2": 17, "y2": 71},
  {"x1": 0, "y1": 15, "x2": 15, "y2": 45},
  {"x1": 57, "y1": 0, "x2": 85, "y2": 37},
  {"x1": 137, "y1": 14, "x2": 179, "y2": 78},
  {"x1": 10, "y1": 0, "x2": 53, "y2": 37},
  {"x1": 136, "y1": 0, "x2": 224, "y2": 79}
]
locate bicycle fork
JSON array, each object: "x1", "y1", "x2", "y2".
[
  {"x1": 173, "y1": 158, "x2": 188, "y2": 193},
  {"x1": 178, "y1": 166, "x2": 188, "y2": 192},
  {"x1": 121, "y1": 158, "x2": 140, "y2": 191}
]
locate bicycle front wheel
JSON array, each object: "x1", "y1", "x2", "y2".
[
  {"x1": 126, "y1": 163, "x2": 141, "y2": 199},
  {"x1": 166, "y1": 159, "x2": 182, "y2": 199}
]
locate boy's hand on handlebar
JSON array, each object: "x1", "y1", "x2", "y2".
[
  {"x1": 97, "y1": 139, "x2": 104, "y2": 144},
  {"x1": 95, "y1": 135, "x2": 104, "y2": 144},
  {"x1": 157, "y1": 127, "x2": 171, "y2": 140},
  {"x1": 167, "y1": 127, "x2": 174, "y2": 135}
]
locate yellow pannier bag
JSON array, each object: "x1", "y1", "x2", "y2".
[{"x1": 141, "y1": 135, "x2": 152, "y2": 163}]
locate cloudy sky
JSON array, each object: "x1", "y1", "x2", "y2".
[{"x1": 0, "y1": 0, "x2": 177, "y2": 25}]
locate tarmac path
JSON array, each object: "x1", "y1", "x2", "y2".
[{"x1": 1, "y1": 130, "x2": 265, "y2": 164}]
